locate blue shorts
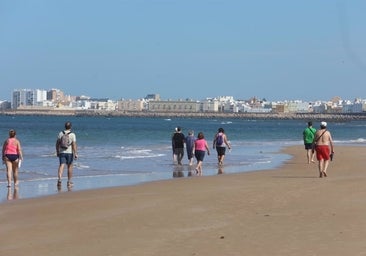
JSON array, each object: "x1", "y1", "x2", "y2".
[
  {"x1": 59, "y1": 153, "x2": 74, "y2": 165},
  {"x1": 195, "y1": 150, "x2": 206, "y2": 161}
]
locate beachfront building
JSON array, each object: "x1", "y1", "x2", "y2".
[
  {"x1": 88, "y1": 99, "x2": 117, "y2": 111},
  {"x1": 285, "y1": 100, "x2": 310, "y2": 113},
  {"x1": 117, "y1": 99, "x2": 145, "y2": 112},
  {"x1": 201, "y1": 98, "x2": 219, "y2": 112},
  {"x1": 12, "y1": 89, "x2": 47, "y2": 109},
  {"x1": 342, "y1": 99, "x2": 366, "y2": 113},
  {"x1": 148, "y1": 99, "x2": 200, "y2": 113}
]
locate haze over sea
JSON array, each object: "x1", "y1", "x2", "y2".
[{"x1": 1, "y1": 115, "x2": 366, "y2": 203}]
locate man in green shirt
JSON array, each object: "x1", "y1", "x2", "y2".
[{"x1": 303, "y1": 121, "x2": 316, "y2": 164}]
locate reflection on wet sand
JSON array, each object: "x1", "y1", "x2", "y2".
[
  {"x1": 218, "y1": 166, "x2": 224, "y2": 174},
  {"x1": 172, "y1": 164, "x2": 225, "y2": 178},
  {"x1": 173, "y1": 165, "x2": 184, "y2": 178},
  {"x1": 57, "y1": 183, "x2": 73, "y2": 193},
  {"x1": 7, "y1": 186, "x2": 19, "y2": 200}
]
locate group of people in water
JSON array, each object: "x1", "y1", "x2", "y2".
[
  {"x1": 303, "y1": 121, "x2": 334, "y2": 178},
  {"x1": 171, "y1": 127, "x2": 231, "y2": 174},
  {"x1": 2, "y1": 120, "x2": 334, "y2": 192}
]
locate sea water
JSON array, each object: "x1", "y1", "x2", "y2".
[{"x1": 1, "y1": 115, "x2": 366, "y2": 202}]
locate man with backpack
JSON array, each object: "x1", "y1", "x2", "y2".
[
  {"x1": 56, "y1": 121, "x2": 78, "y2": 188},
  {"x1": 213, "y1": 127, "x2": 231, "y2": 166}
]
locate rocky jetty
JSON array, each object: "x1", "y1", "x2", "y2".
[{"x1": 2, "y1": 108, "x2": 366, "y2": 121}]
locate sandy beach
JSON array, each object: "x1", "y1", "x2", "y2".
[{"x1": 1, "y1": 145, "x2": 366, "y2": 256}]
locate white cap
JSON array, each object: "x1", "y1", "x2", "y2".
[{"x1": 321, "y1": 121, "x2": 327, "y2": 127}]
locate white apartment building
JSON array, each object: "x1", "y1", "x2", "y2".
[{"x1": 12, "y1": 89, "x2": 48, "y2": 109}]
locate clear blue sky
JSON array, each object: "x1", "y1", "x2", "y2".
[{"x1": 1, "y1": 0, "x2": 365, "y2": 102}]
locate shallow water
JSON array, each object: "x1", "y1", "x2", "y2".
[{"x1": 1, "y1": 115, "x2": 365, "y2": 203}]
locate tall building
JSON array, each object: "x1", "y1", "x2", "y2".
[{"x1": 12, "y1": 89, "x2": 48, "y2": 109}]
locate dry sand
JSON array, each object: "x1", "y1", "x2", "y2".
[{"x1": 1, "y1": 145, "x2": 366, "y2": 256}]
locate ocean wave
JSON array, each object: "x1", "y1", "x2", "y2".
[
  {"x1": 117, "y1": 153, "x2": 165, "y2": 160},
  {"x1": 334, "y1": 138, "x2": 366, "y2": 144}
]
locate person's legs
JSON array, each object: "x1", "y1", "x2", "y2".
[
  {"x1": 306, "y1": 149, "x2": 311, "y2": 164},
  {"x1": 217, "y1": 147, "x2": 226, "y2": 165},
  {"x1": 67, "y1": 163, "x2": 74, "y2": 186},
  {"x1": 5, "y1": 160, "x2": 12, "y2": 187},
  {"x1": 12, "y1": 161, "x2": 19, "y2": 185},
  {"x1": 196, "y1": 160, "x2": 202, "y2": 173},
  {"x1": 177, "y1": 148, "x2": 184, "y2": 165},
  {"x1": 322, "y1": 160, "x2": 330, "y2": 177},
  {"x1": 219, "y1": 154, "x2": 225, "y2": 165},
  {"x1": 311, "y1": 150, "x2": 316, "y2": 163},
  {"x1": 58, "y1": 163, "x2": 65, "y2": 183},
  {"x1": 318, "y1": 159, "x2": 324, "y2": 177}
]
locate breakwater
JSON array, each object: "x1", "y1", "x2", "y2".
[{"x1": 2, "y1": 108, "x2": 366, "y2": 121}]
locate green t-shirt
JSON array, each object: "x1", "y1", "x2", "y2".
[{"x1": 303, "y1": 127, "x2": 316, "y2": 144}]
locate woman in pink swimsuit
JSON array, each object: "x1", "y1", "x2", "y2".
[
  {"x1": 2, "y1": 129, "x2": 23, "y2": 187},
  {"x1": 193, "y1": 132, "x2": 210, "y2": 174}
]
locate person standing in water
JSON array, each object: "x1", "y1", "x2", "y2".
[
  {"x1": 213, "y1": 127, "x2": 231, "y2": 165},
  {"x1": 193, "y1": 132, "x2": 210, "y2": 174},
  {"x1": 56, "y1": 121, "x2": 78, "y2": 187},
  {"x1": 185, "y1": 130, "x2": 196, "y2": 166},
  {"x1": 2, "y1": 129, "x2": 23, "y2": 187},
  {"x1": 171, "y1": 126, "x2": 185, "y2": 165}
]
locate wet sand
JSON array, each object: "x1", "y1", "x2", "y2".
[{"x1": 1, "y1": 145, "x2": 366, "y2": 256}]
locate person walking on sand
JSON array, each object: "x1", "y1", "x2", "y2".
[
  {"x1": 314, "y1": 121, "x2": 334, "y2": 178},
  {"x1": 185, "y1": 130, "x2": 196, "y2": 166},
  {"x1": 303, "y1": 121, "x2": 316, "y2": 164},
  {"x1": 2, "y1": 129, "x2": 23, "y2": 187},
  {"x1": 172, "y1": 126, "x2": 185, "y2": 165},
  {"x1": 56, "y1": 121, "x2": 78, "y2": 187},
  {"x1": 213, "y1": 127, "x2": 231, "y2": 165},
  {"x1": 193, "y1": 132, "x2": 210, "y2": 174}
]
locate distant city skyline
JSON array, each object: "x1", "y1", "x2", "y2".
[
  {"x1": 3, "y1": 87, "x2": 364, "y2": 104},
  {"x1": 1, "y1": 1, "x2": 366, "y2": 102}
]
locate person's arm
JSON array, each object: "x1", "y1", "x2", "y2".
[
  {"x1": 55, "y1": 135, "x2": 60, "y2": 156},
  {"x1": 213, "y1": 134, "x2": 216, "y2": 149},
  {"x1": 205, "y1": 141, "x2": 210, "y2": 155},
  {"x1": 224, "y1": 134, "x2": 231, "y2": 149},
  {"x1": 329, "y1": 132, "x2": 334, "y2": 153},
  {"x1": 2, "y1": 140, "x2": 7, "y2": 161},
  {"x1": 72, "y1": 135, "x2": 78, "y2": 159},
  {"x1": 17, "y1": 140, "x2": 23, "y2": 160}
]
